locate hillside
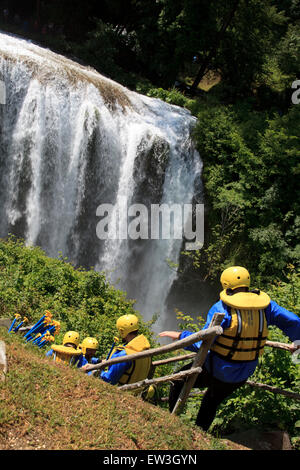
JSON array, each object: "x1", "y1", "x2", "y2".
[
  {"x1": 0, "y1": 238, "x2": 299, "y2": 451},
  {"x1": 0, "y1": 328, "x2": 246, "y2": 451},
  {"x1": 0, "y1": 1, "x2": 299, "y2": 455}
]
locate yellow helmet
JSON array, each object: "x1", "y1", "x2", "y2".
[
  {"x1": 62, "y1": 331, "x2": 80, "y2": 348},
  {"x1": 116, "y1": 314, "x2": 139, "y2": 339},
  {"x1": 80, "y1": 337, "x2": 99, "y2": 355},
  {"x1": 220, "y1": 266, "x2": 250, "y2": 290}
]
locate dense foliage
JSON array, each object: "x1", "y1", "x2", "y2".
[
  {"x1": 1, "y1": 0, "x2": 299, "y2": 284},
  {"x1": 138, "y1": 86, "x2": 300, "y2": 285},
  {"x1": 0, "y1": 237, "x2": 156, "y2": 358},
  {"x1": 189, "y1": 102, "x2": 300, "y2": 283},
  {"x1": 1, "y1": 1, "x2": 299, "y2": 97},
  {"x1": 0, "y1": 0, "x2": 299, "y2": 447}
]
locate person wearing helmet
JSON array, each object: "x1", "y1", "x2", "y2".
[
  {"x1": 82, "y1": 314, "x2": 151, "y2": 386},
  {"x1": 78, "y1": 337, "x2": 100, "y2": 373},
  {"x1": 46, "y1": 330, "x2": 83, "y2": 367},
  {"x1": 62, "y1": 331, "x2": 80, "y2": 348},
  {"x1": 80, "y1": 337, "x2": 99, "y2": 362},
  {"x1": 159, "y1": 266, "x2": 300, "y2": 432}
]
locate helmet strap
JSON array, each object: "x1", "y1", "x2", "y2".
[
  {"x1": 226, "y1": 286, "x2": 249, "y2": 296},
  {"x1": 250, "y1": 289, "x2": 260, "y2": 295}
]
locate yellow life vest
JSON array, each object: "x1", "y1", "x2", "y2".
[
  {"x1": 211, "y1": 290, "x2": 270, "y2": 362},
  {"x1": 109, "y1": 334, "x2": 151, "y2": 386},
  {"x1": 51, "y1": 344, "x2": 82, "y2": 365}
]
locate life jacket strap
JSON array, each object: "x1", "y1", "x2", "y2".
[{"x1": 118, "y1": 361, "x2": 136, "y2": 385}]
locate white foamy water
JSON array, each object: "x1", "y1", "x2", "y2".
[{"x1": 0, "y1": 31, "x2": 202, "y2": 331}]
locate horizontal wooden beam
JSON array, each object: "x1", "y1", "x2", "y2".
[
  {"x1": 152, "y1": 353, "x2": 196, "y2": 366},
  {"x1": 265, "y1": 340, "x2": 294, "y2": 352},
  {"x1": 152, "y1": 340, "x2": 295, "y2": 367},
  {"x1": 161, "y1": 382, "x2": 300, "y2": 401},
  {"x1": 246, "y1": 380, "x2": 300, "y2": 401},
  {"x1": 118, "y1": 366, "x2": 202, "y2": 391},
  {"x1": 83, "y1": 325, "x2": 223, "y2": 372}
]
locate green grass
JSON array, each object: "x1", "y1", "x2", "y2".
[{"x1": 0, "y1": 328, "x2": 243, "y2": 450}]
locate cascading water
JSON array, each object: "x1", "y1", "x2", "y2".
[{"x1": 0, "y1": 31, "x2": 202, "y2": 331}]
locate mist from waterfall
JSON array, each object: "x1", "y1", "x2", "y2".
[{"x1": 0, "y1": 31, "x2": 202, "y2": 332}]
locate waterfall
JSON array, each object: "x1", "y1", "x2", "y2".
[{"x1": 0, "y1": 31, "x2": 202, "y2": 331}]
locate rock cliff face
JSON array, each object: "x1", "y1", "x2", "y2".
[{"x1": 0, "y1": 32, "x2": 202, "y2": 329}]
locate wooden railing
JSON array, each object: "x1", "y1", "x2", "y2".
[
  {"x1": 2, "y1": 312, "x2": 300, "y2": 410},
  {"x1": 85, "y1": 311, "x2": 300, "y2": 406},
  {"x1": 152, "y1": 339, "x2": 300, "y2": 403},
  {"x1": 85, "y1": 312, "x2": 225, "y2": 413}
]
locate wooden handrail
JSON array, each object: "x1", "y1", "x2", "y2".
[
  {"x1": 83, "y1": 312, "x2": 299, "y2": 408},
  {"x1": 246, "y1": 380, "x2": 300, "y2": 401},
  {"x1": 152, "y1": 340, "x2": 296, "y2": 367},
  {"x1": 265, "y1": 340, "x2": 295, "y2": 352},
  {"x1": 83, "y1": 324, "x2": 223, "y2": 372},
  {"x1": 119, "y1": 366, "x2": 203, "y2": 391},
  {"x1": 152, "y1": 353, "x2": 196, "y2": 367},
  {"x1": 161, "y1": 382, "x2": 300, "y2": 402}
]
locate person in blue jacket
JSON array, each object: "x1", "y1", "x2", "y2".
[
  {"x1": 46, "y1": 330, "x2": 84, "y2": 367},
  {"x1": 159, "y1": 266, "x2": 300, "y2": 432},
  {"x1": 78, "y1": 337, "x2": 100, "y2": 375},
  {"x1": 81, "y1": 314, "x2": 151, "y2": 386}
]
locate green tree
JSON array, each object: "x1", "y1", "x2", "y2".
[
  {"x1": 214, "y1": 0, "x2": 287, "y2": 99},
  {"x1": 188, "y1": 102, "x2": 300, "y2": 283}
]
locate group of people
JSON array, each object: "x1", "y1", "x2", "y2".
[
  {"x1": 45, "y1": 266, "x2": 300, "y2": 432},
  {"x1": 46, "y1": 313, "x2": 152, "y2": 386},
  {"x1": 46, "y1": 332, "x2": 100, "y2": 370}
]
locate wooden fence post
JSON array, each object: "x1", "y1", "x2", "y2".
[
  {"x1": 0, "y1": 340, "x2": 7, "y2": 382},
  {"x1": 83, "y1": 326, "x2": 223, "y2": 373},
  {"x1": 171, "y1": 312, "x2": 225, "y2": 416}
]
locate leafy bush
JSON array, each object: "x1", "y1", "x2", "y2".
[
  {"x1": 0, "y1": 236, "x2": 156, "y2": 358},
  {"x1": 146, "y1": 87, "x2": 189, "y2": 107},
  {"x1": 187, "y1": 102, "x2": 300, "y2": 283}
]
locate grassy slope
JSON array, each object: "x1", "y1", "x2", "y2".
[{"x1": 0, "y1": 328, "x2": 246, "y2": 451}]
